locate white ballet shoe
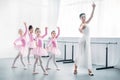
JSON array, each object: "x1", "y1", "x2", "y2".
[
  {"x1": 33, "y1": 72, "x2": 39, "y2": 74},
  {"x1": 11, "y1": 66, "x2": 17, "y2": 68},
  {"x1": 56, "y1": 68, "x2": 60, "y2": 71},
  {"x1": 44, "y1": 71, "x2": 48, "y2": 75},
  {"x1": 28, "y1": 63, "x2": 31, "y2": 65},
  {"x1": 23, "y1": 67, "x2": 27, "y2": 70},
  {"x1": 46, "y1": 67, "x2": 51, "y2": 70}
]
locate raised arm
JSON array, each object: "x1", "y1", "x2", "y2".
[
  {"x1": 42, "y1": 27, "x2": 48, "y2": 38},
  {"x1": 86, "y1": 3, "x2": 96, "y2": 23},
  {"x1": 23, "y1": 22, "x2": 27, "y2": 36},
  {"x1": 56, "y1": 27, "x2": 60, "y2": 38}
]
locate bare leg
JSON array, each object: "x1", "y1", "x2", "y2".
[
  {"x1": 27, "y1": 48, "x2": 32, "y2": 64},
  {"x1": 74, "y1": 64, "x2": 77, "y2": 74},
  {"x1": 33, "y1": 56, "x2": 39, "y2": 74},
  {"x1": 46, "y1": 54, "x2": 52, "y2": 70},
  {"x1": 12, "y1": 52, "x2": 20, "y2": 68},
  {"x1": 52, "y1": 54, "x2": 59, "y2": 70}
]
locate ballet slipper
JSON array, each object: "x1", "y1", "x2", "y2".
[
  {"x1": 28, "y1": 63, "x2": 31, "y2": 65},
  {"x1": 89, "y1": 72, "x2": 94, "y2": 76},
  {"x1": 44, "y1": 71, "x2": 48, "y2": 75},
  {"x1": 11, "y1": 66, "x2": 17, "y2": 68},
  {"x1": 23, "y1": 67, "x2": 27, "y2": 70},
  {"x1": 46, "y1": 67, "x2": 51, "y2": 70},
  {"x1": 88, "y1": 70, "x2": 94, "y2": 76},
  {"x1": 74, "y1": 65, "x2": 77, "y2": 74},
  {"x1": 74, "y1": 69, "x2": 77, "y2": 75},
  {"x1": 56, "y1": 68, "x2": 60, "y2": 71},
  {"x1": 33, "y1": 72, "x2": 39, "y2": 74}
]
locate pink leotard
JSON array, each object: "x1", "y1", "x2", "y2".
[
  {"x1": 47, "y1": 28, "x2": 60, "y2": 47},
  {"x1": 36, "y1": 28, "x2": 47, "y2": 48},
  {"x1": 14, "y1": 26, "x2": 27, "y2": 46}
]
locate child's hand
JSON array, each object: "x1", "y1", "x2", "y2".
[
  {"x1": 92, "y1": 3, "x2": 96, "y2": 8},
  {"x1": 45, "y1": 27, "x2": 48, "y2": 30},
  {"x1": 24, "y1": 22, "x2": 27, "y2": 27},
  {"x1": 24, "y1": 22, "x2": 26, "y2": 25},
  {"x1": 14, "y1": 43, "x2": 16, "y2": 46},
  {"x1": 57, "y1": 27, "x2": 60, "y2": 30}
]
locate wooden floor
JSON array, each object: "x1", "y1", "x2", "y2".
[{"x1": 0, "y1": 58, "x2": 120, "y2": 80}]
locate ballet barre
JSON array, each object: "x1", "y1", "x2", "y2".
[
  {"x1": 91, "y1": 42, "x2": 117, "y2": 70},
  {"x1": 56, "y1": 41, "x2": 78, "y2": 63}
]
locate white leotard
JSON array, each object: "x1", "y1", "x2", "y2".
[{"x1": 75, "y1": 25, "x2": 92, "y2": 70}]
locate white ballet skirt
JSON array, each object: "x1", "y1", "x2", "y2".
[{"x1": 75, "y1": 26, "x2": 92, "y2": 70}]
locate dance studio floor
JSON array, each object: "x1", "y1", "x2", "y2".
[{"x1": 0, "y1": 57, "x2": 120, "y2": 80}]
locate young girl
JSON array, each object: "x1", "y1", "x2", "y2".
[
  {"x1": 74, "y1": 3, "x2": 96, "y2": 76},
  {"x1": 46, "y1": 27, "x2": 61, "y2": 70},
  {"x1": 32, "y1": 27, "x2": 48, "y2": 75},
  {"x1": 12, "y1": 22, "x2": 27, "y2": 69},
  {"x1": 27, "y1": 25, "x2": 35, "y2": 64}
]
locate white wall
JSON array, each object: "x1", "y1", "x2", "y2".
[{"x1": 0, "y1": 0, "x2": 19, "y2": 58}]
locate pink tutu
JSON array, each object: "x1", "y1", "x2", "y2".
[
  {"x1": 14, "y1": 45, "x2": 25, "y2": 54},
  {"x1": 47, "y1": 47, "x2": 61, "y2": 56},
  {"x1": 32, "y1": 47, "x2": 48, "y2": 56},
  {"x1": 27, "y1": 41, "x2": 35, "y2": 48}
]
